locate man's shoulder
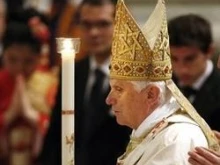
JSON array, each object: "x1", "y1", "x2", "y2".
[
  {"x1": 75, "y1": 56, "x2": 90, "y2": 78},
  {"x1": 201, "y1": 68, "x2": 220, "y2": 94},
  {"x1": 167, "y1": 113, "x2": 197, "y2": 125},
  {"x1": 75, "y1": 56, "x2": 89, "y2": 68},
  {"x1": 158, "y1": 114, "x2": 207, "y2": 145},
  {"x1": 143, "y1": 113, "x2": 204, "y2": 144},
  {"x1": 207, "y1": 68, "x2": 220, "y2": 83}
]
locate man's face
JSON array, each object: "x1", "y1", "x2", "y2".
[
  {"x1": 79, "y1": 3, "x2": 114, "y2": 55},
  {"x1": 106, "y1": 79, "x2": 150, "y2": 129},
  {"x1": 170, "y1": 46, "x2": 209, "y2": 86},
  {"x1": 3, "y1": 44, "x2": 39, "y2": 79}
]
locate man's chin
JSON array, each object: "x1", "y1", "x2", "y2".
[
  {"x1": 89, "y1": 46, "x2": 110, "y2": 55},
  {"x1": 179, "y1": 78, "x2": 194, "y2": 86},
  {"x1": 181, "y1": 81, "x2": 193, "y2": 86},
  {"x1": 116, "y1": 118, "x2": 124, "y2": 126},
  {"x1": 91, "y1": 50, "x2": 105, "y2": 55}
]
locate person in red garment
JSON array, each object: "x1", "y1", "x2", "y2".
[{"x1": 0, "y1": 8, "x2": 57, "y2": 165}]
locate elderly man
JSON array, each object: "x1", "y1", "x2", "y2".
[{"x1": 105, "y1": 0, "x2": 219, "y2": 164}]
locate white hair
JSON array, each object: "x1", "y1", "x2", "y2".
[{"x1": 130, "y1": 80, "x2": 173, "y2": 106}]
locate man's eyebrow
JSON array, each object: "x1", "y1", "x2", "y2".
[{"x1": 184, "y1": 54, "x2": 198, "y2": 60}]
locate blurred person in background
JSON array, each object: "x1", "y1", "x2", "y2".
[
  {"x1": 7, "y1": 6, "x2": 54, "y2": 71},
  {"x1": 5, "y1": 0, "x2": 67, "y2": 70},
  {"x1": 168, "y1": 14, "x2": 220, "y2": 131},
  {"x1": 0, "y1": 8, "x2": 57, "y2": 165},
  {"x1": 74, "y1": 0, "x2": 131, "y2": 164},
  {"x1": 38, "y1": 0, "x2": 131, "y2": 165},
  {"x1": 188, "y1": 56, "x2": 220, "y2": 165}
]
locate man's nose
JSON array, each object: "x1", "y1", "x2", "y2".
[
  {"x1": 105, "y1": 94, "x2": 111, "y2": 105},
  {"x1": 174, "y1": 61, "x2": 189, "y2": 74},
  {"x1": 106, "y1": 92, "x2": 115, "y2": 105},
  {"x1": 178, "y1": 64, "x2": 189, "y2": 74},
  {"x1": 89, "y1": 26, "x2": 100, "y2": 36}
]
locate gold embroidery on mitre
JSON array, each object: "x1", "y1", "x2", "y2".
[{"x1": 110, "y1": 0, "x2": 172, "y2": 81}]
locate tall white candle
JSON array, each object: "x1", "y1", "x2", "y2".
[{"x1": 56, "y1": 38, "x2": 80, "y2": 165}]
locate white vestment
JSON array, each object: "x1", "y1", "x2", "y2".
[{"x1": 117, "y1": 99, "x2": 208, "y2": 165}]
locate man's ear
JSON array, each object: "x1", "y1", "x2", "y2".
[
  {"x1": 206, "y1": 43, "x2": 215, "y2": 59},
  {"x1": 146, "y1": 85, "x2": 160, "y2": 103}
]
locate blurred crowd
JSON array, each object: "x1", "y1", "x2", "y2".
[{"x1": 0, "y1": 0, "x2": 85, "y2": 164}]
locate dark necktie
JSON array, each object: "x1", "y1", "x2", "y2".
[
  {"x1": 181, "y1": 86, "x2": 198, "y2": 99},
  {"x1": 82, "y1": 68, "x2": 105, "y2": 138},
  {"x1": 89, "y1": 68, "x2": 105, "y2": 107}
]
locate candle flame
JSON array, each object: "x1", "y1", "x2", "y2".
[
  {"x1": 63, "y1": 39, "x2": 74, "y2": 51},
  {"x1": 56, "y1": 38, "x2": 80, "y2": 54}
]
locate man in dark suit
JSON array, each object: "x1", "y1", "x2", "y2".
[
  {"x1": 168, "y1": 14, "x2": 220, "y2": 131},
  {"x1": 37, "y1": 0, "x2": 130, "y2": 165},
  {"x1": 188, "y1": 58, "x2": 220, "y2": 165},
  {"x1": 75, "y1": 0, "x2": 131, "y2": 165}
]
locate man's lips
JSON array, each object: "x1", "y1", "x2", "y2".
[
  {"x1": 111, "y1": 108, "x2": 116, "y2": 112},
  {"x1": 113, "y1": 110, "x2": 120, "y2": 114},
  {"x1": 89, "y1": 40, "x2": 101, "y2": 45}
]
